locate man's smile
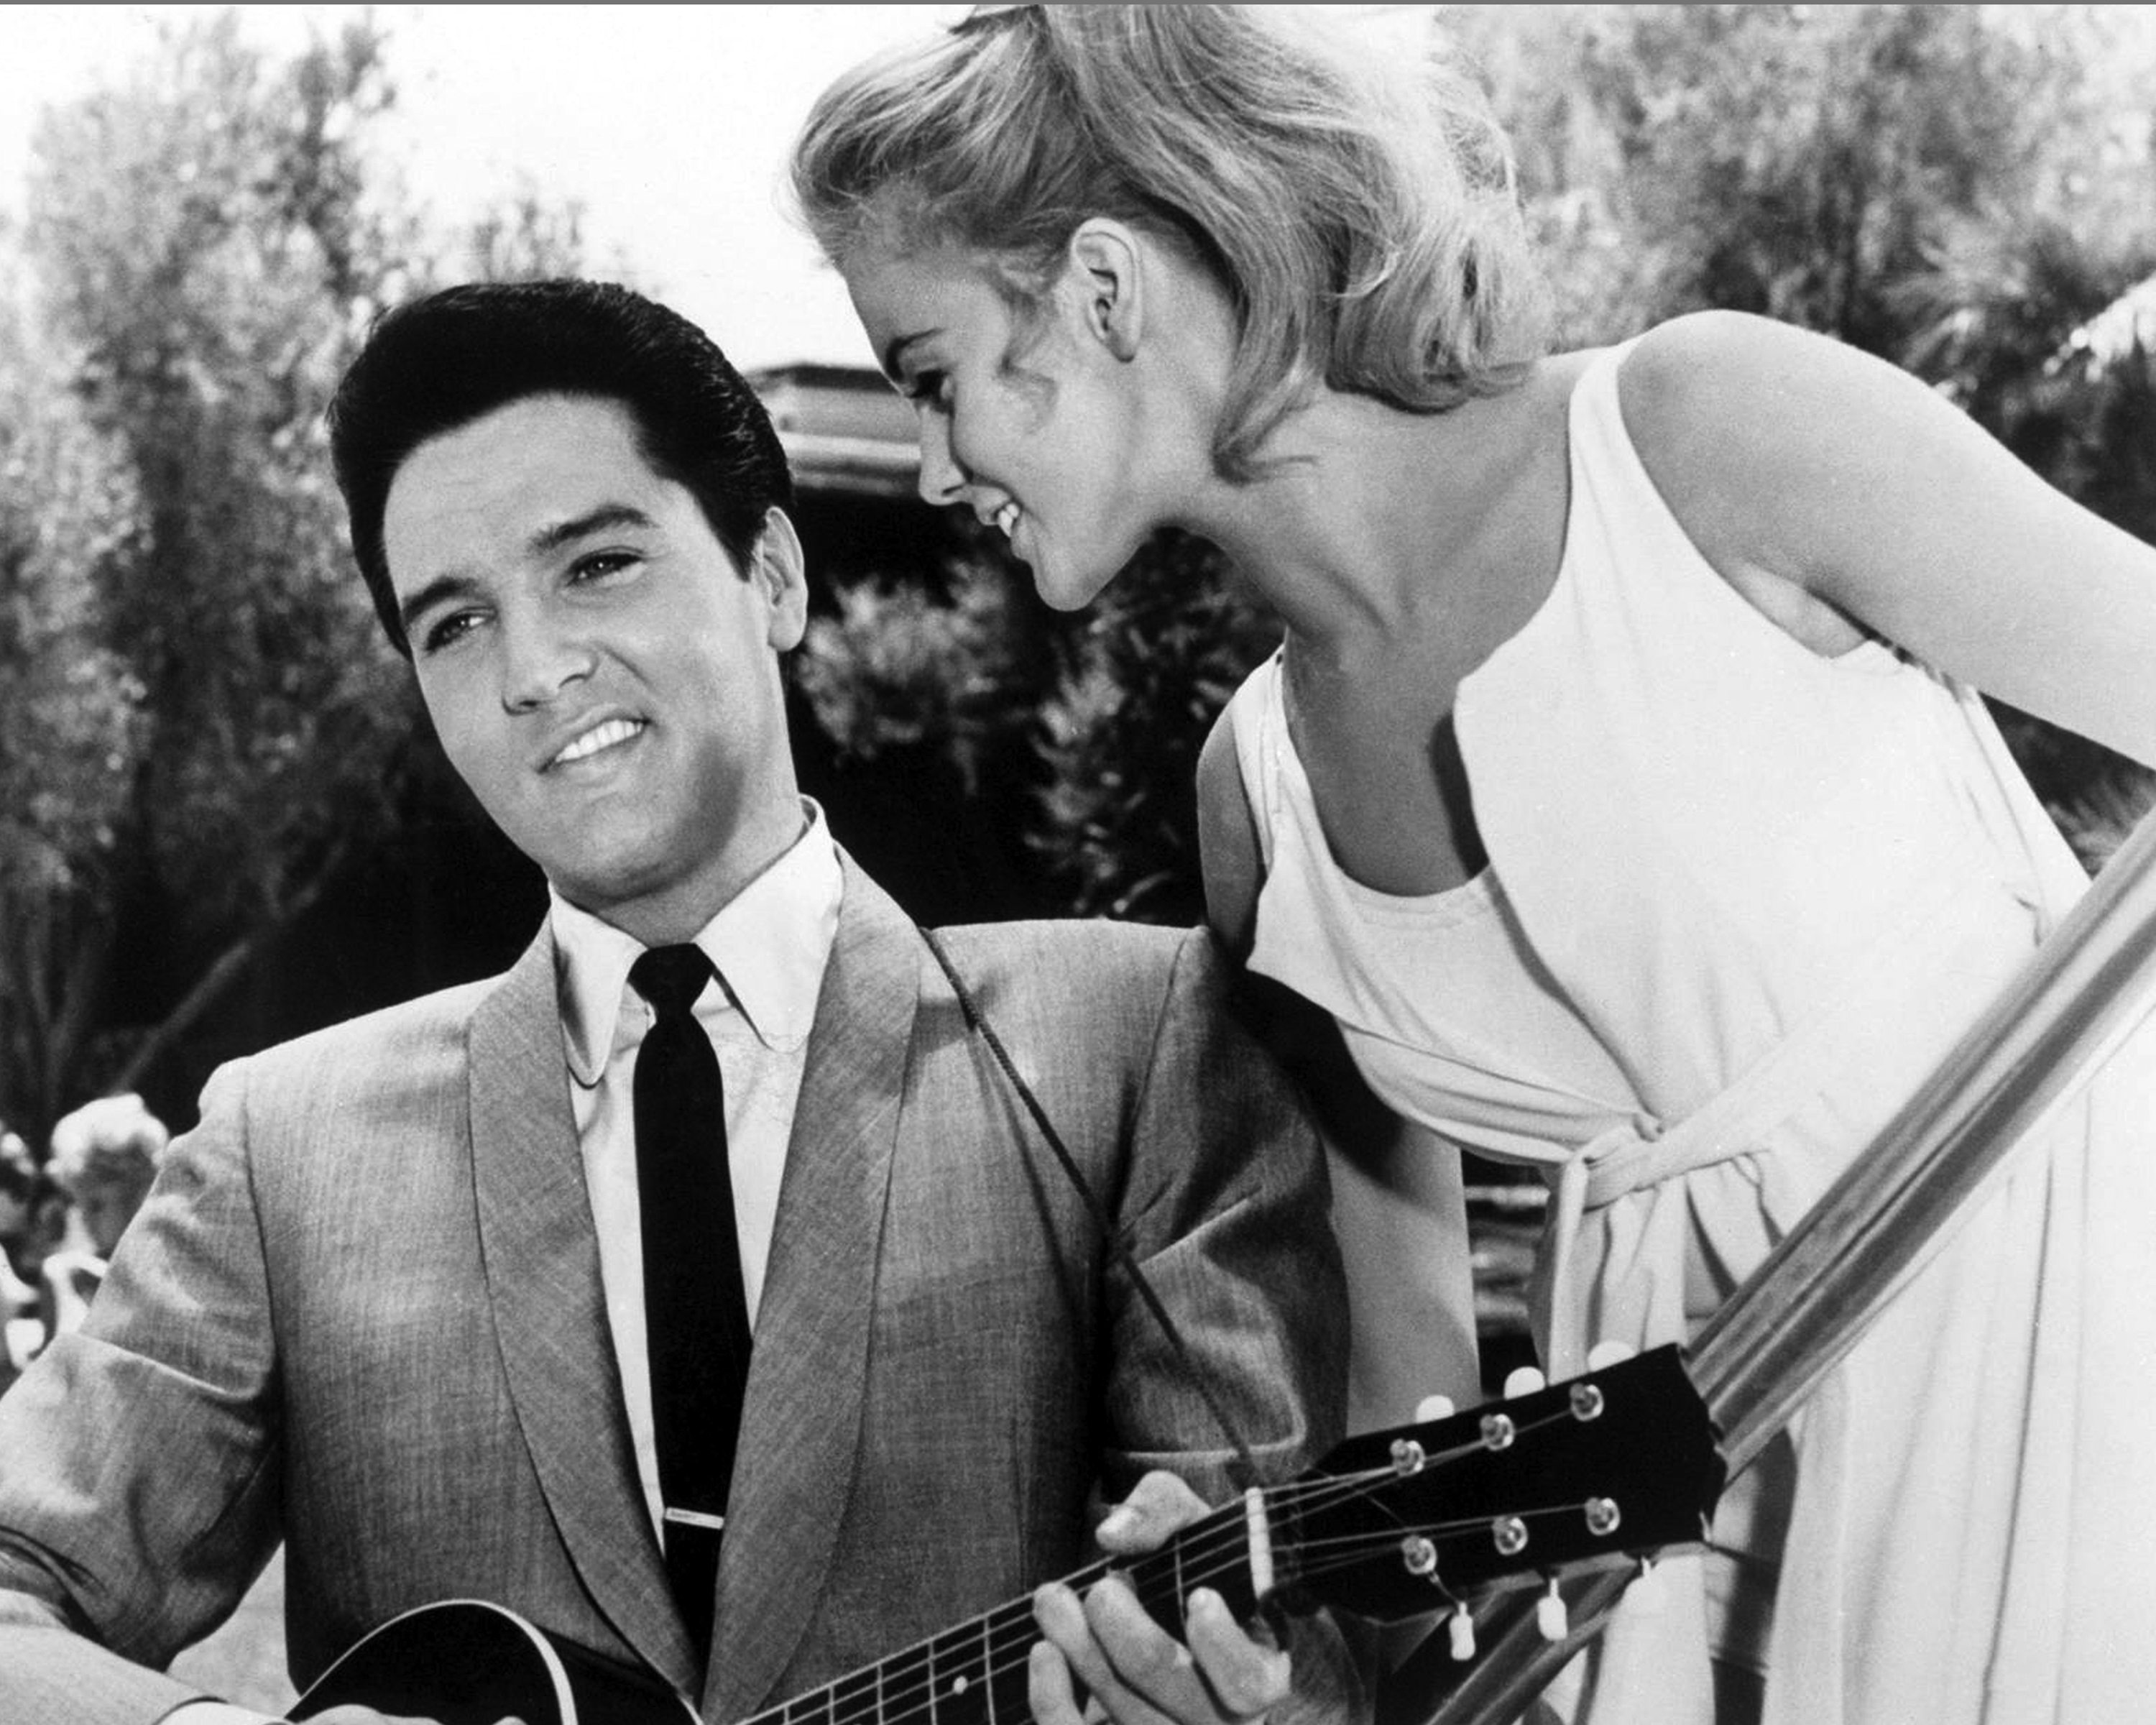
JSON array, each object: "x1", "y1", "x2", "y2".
[{"x1": 545, "y1": 715, "x2": 648, "y2": 770}]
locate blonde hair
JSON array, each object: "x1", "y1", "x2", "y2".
[
  {"x1": 47, "y1": 1093, "x2": 167, "y2": 1200},
  {"x1": 792, "y1": 4, "x2": 1551, "y2": 476}
]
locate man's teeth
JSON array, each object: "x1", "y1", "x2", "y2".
[
  {"x1": 556, "y1": 719, "x2": 642, "y2": 764},
  {"x1": 995, "y1": 502, "x2": 1021, "y2": 538}
]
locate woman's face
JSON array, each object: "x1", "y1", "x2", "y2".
[{"x1": 843, "y1": 242, "x2": 1153, "y2": 610}]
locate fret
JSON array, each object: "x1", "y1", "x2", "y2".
[
  {"x1": 883, "y1": 1639, "x2": 939, "y2": 1725},
  {"x1": 982, "y1": 1598, "x2": 1036, "y2": 1725},
  {"x1": 980, "y1": 1612, "x2": 998, "y2": 1725},
  {"x1": 923, "y1": 1619, "x2": 991, "y2": 1725},
  {"x1": 832, "y1": 1661, "x2": 879, "y2": 1725}
]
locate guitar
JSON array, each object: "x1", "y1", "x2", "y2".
[{"x1": 292, "y1": 1345, "x2": 1723, "y2": 1725}]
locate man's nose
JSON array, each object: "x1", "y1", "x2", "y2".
[{"x1": 499, "y1": 612, "x2": 594, "y2": 712}]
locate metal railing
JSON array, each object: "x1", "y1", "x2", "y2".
[{"x1": 1391, "y1": 806, "x2": 2156, "y2": 1725}]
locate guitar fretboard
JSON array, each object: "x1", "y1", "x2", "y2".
[{"x1": 752, "y1": 1499, "x2": 1267, "y2": 1725}]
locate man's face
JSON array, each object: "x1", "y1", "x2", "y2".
[{"x1": 383, "y1": 393, "x2": 809, "y2": 943}]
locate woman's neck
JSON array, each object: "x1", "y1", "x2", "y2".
[{"x1": 1179, "y1": 373, "x2": 1558, "y2": 652}]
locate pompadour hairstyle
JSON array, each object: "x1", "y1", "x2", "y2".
[{"x1": 328, "y1": 279, "x2": 794, "y2": 655}]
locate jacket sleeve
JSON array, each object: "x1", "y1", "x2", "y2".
[
  {"x1": 1102, "y1": 926, "x2": 1350, "y2": 1504},
  {"x1": 0, "y1": 1059, "x2": 282, "y2": 1724}
]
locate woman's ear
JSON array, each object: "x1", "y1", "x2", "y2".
[{"x1": 1067, "y1": 218, "x2": 1144, "y2": 362}]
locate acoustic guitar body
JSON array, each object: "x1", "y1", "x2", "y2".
[{"x1": 289, "y1": 1598, "x2": 699, "y2": 1725}]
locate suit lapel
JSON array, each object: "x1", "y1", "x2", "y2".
[
  {"x1": 469, "y1": 928, "x2": 700, "y2": 1697},
  {"x1": 706, "y1": 858, "x2": 918, "y2": 1721}
]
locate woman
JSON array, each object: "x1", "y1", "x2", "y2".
[{"x1": 792, "y1": 7, "x2": 2156, "y2": 1722}]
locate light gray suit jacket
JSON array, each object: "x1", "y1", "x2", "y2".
[{"x1": 0, "y1": 860, "x2": 1345, "y2": 1724}]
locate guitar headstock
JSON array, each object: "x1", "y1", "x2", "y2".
[{"x1": 1276, "y1": 1344, "x2": 1723, "y2": 1626}]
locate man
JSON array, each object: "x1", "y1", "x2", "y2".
[{"x1": 0, "y1": 281, "x2": 1346, "y2": 1724}]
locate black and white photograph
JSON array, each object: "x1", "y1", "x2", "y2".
[{"x1": 0, "y1": 6, "x2": 2153, "y2": 1723}]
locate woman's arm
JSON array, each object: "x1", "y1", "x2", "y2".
[{"x1": 1621, "y1": 309, "x2": 2156, "y2": 768}]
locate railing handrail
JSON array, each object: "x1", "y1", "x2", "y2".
[{"x1": 1411, "y1": 805, "x2": 2156, "y2": 1724}]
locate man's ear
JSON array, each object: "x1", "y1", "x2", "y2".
[
  {"x1": 1067, "y1": 218, "x2": 1144, "y2": 362},
  {"x1": 751, "y1": 507, "x2": 810, "y2": 652}
]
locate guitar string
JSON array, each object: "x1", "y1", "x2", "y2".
[
  {"x1": 764, "y1": 1494, "x2": 1613, "y2": 1725},
  {"x1": 756, "y1": 1407, "x2": 1616, "y2": 1725}
]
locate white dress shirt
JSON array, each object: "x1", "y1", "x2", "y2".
[
  {"x1": 163, "y1": 804, "x2": 842, "y2": 1725},
  {"x1": 550, "y1": 801, "x2": 842, "y2": 1544}
]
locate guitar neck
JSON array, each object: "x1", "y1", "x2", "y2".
[
  {"x1": 293, "y1": 1350, "x2": 1718, "y2": 1725},
  {"x1": 747, "y1": 1504, "x2": 1261, "y2": 1725}
]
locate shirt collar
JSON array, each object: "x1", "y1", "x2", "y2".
[{"x1": 550, "y1": 800, "x2": 843, "y2": 1088}]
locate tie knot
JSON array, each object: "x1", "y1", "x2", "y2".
[{"x1": 630, "y1": 945, "x2": 714, "y2": 1020}]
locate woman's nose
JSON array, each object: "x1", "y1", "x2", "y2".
[{"x1": 915, "y1": 412, "x2": 967, "y2": 507}]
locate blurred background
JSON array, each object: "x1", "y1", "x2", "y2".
[{"x1": 7, "y1": 3, "x2": 2156, "y2": 1705}]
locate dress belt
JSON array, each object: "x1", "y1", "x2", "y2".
[{"x1": 1534, "y1": 864, "x2": 2043, "y2": 1379}]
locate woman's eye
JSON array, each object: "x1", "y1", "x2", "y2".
[{"x1": 903, "y1": 370, "x2": 952, "y2": 410}]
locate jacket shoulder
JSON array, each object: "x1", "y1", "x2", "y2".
[
  {"x1": 220, "y1": 971, "x2": 505, "y2": 1111},
  {"x1": 928, "y1": 918, "x2": 1220, "y2": 993},
  {"x1": 919, "y1": 919, "x2": 1238, "y2": 1054}
]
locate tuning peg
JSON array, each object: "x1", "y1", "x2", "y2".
[
  {"x1": 1502, "y1": 1365, "x2": 1547, "y2": 1398},
  {"x1": 1625, "y1": 1557, "x2": 1667, "y2": 1617},
  {"x1": 1585, "y1": 1339, "x2": 1638, "y2": 1371},
  {"x1": 1447, "y1": 1604, "x2": 1476, "y2": 1661},
  {"x1": 1414, "y1": 1393, "x2": 1455, "y2": 1422},
  {"x1": 1536, "y1": 1579, "x2": 1569, "y2": 1642}
]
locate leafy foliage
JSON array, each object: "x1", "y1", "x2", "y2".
[
  {"x1": 1032, "y1": 534, "x2": 1279, "y2": 923},
  {"x1": 25, "y1": 12, "x2": 413, "y2": 932},
  {"x1": 0, "y1": 285, "x2": 150, "y2": 1131},
  {"x1": 796, "y1": 564, "x2": 1038, "y2": 796},
  {"x1": 0, "y1": 295, "x2": 146, "y2": 896},
  {"x1": 0, "y1": 10, "x2": 586, "y2": 1134}
]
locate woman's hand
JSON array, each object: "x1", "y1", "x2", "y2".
[{"x1": 1028, "y1": 1471, "x2": 1292, "y2": 1725}]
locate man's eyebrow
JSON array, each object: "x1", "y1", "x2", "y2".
[
  {"x1": 395, "y1": 505, "x2": 660, "y2": 638},
  {"x1": 528, "y1": 502, "x2": 658, "y2": 556},
  {"x1": 397, "y1": 571, "x2": 479, "y2": 640}
]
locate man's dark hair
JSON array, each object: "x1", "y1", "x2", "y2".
[{"x1": 328, "y1": 279, "x2": 795, "y2": 656}]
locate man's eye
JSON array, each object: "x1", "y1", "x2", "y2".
[
  {"x1": 570, "y1": 551, "x2": 639, "y2": 583},
  {"x1": 419, "y1": 611, "x2": 482, "y2": 654}
]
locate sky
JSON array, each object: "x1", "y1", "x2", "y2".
[{"x1": 0, "y1": 4, "x2": 969, "y2": 371}]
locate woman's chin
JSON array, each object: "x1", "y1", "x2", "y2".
[{"x1": 1030, "y1": 552, "x2": 1121, "y2": 613}]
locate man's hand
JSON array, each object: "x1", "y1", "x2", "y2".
[{"x1": 1029, "y1": 1471, "x2": 1292, "y2": 1725}]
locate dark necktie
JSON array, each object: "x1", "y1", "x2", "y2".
[{"x1": 629, "y1": 944, "x2": 752, "y2": 1670}]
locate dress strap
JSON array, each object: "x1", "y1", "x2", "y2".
[{"x1": 1222, "y1": 650, "x2": 1284, "y2": 874}]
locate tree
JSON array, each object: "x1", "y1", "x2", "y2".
[
  {"x1": 0, "y1": 273, "x2": 149, "y2": 1134},
  {"x1": 10, "y1": 13, "x2": 415, "y2": 1131},
  {"x1": 1, "y1": 9, "x2": 585, "y2": 1136}
]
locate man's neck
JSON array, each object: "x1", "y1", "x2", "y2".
[{"x1": 563, "y1": 805, "x2": 814, "y2": 949}]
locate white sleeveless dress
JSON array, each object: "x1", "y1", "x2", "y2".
[{"x1": 1224, "y1": 343, "x2": 2156, "y2": 1721}]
